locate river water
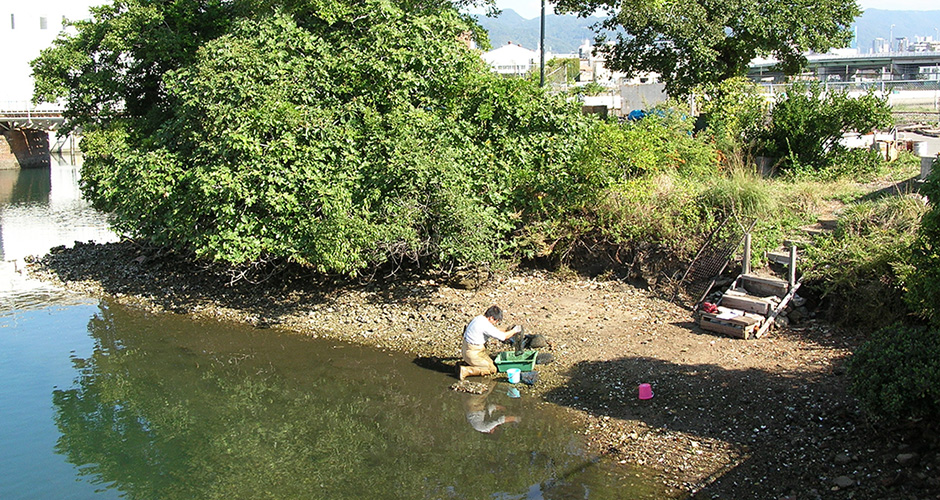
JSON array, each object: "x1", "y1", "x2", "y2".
[{"x1": 0, "y1": 159, "x2": 664, "y2": 499}]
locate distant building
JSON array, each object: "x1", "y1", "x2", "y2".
[
  {"x1": 896, "y1": 37, "x2": 909, "y2": 53},
  {"x1": 1, "y1": 2, "x2": 100, "y2": 103},
  {"x1": 921, "y1": 66, "x2": 940, "y2": 81},
  {"x1": 481, "y1": 42, "x2": 539, "y2": 76}
]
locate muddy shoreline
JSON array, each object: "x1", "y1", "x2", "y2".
[{"x1": 26, "y1": 241, "x2": 940, "y2": 499}]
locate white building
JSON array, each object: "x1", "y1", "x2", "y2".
[
  {"x1": 482, "y1": 42, "x2": 540, "y2": 76},
  {"x1": 1, "y1": 2, "x2": 102, "y2": 104}
]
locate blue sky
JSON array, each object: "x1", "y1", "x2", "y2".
[{"x1": 481, "y1": 0, "x2": 938, "y2": 20}]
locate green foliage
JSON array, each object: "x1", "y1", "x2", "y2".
[
  {"x1": 592, "y1": 174, "x2": 711, "y2": 257},
  {"x1": 35, "y1": 1, "x2": 603, "y2": 275},
  {"x1": 527, "y1": 57, "x2": 580, "y2": 85},
  {"x1": 568, "y1": 82, "x2": 608, "y2": 97},
  {"x1": 584, "y1": 106, "x2": 718, "y2": 179},
  {"x1": 553, "y1": 0, "x2": 860, "y2": 95},
  {"x1": 694, "y1": 77, "x2": 769, "y2": 154},
  {"x1": 802, "y1": 195, "x2": 927, "y2": 330},
  {"x1": 31, "y1": 0, "x2": 234, "y2": 133},
  {"x1": 762, "y1": 82, "x2": 893, "y2": 171},
  {"x1": 848, "y1": 324, "x2": 940, "y2": 423},
  {"x1": 786, "y1": 148, "x2": 889, "y2": 182},
  {"x1": 903, "y1": 157, "x2": 940, "y2": 325}
]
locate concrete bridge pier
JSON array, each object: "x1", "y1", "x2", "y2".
[{"x1": 1, "y1": 129, "x2": 51, "y2": 169}]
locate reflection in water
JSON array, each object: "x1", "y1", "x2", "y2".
[
  {"x1": 462, "y1": 380, "x2": 520, "y2": 433},
  {"x1": 48, "y1": 301, "x2": 660, "y2": 499},
  {"x1": 0, "y1": 162, "x2": 118, "y2": 263},
  {"x1": 0, "y1": 161, "x2": 118, "y2": 301}
]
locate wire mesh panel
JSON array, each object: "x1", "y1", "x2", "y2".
[{"x1": 670, "y1": 216, "x2": 755, "y2": 311}]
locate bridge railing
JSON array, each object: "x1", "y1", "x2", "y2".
[{"x1": 0, "y1": 100, "x2": 65, "y2": 116}]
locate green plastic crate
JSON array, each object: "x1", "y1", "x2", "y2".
[{"x1": 494, "y1": 350, "x2": 537, "y2": 372}]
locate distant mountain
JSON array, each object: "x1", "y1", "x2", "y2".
[
  {"x1": 471, "y1": 9, "x2": 611, "y2": 54},
  {"x1": 854, "y1": 9, "x2": 940, "y2": 52},
  {"x1": 473, "y1": 8, "x2": 940, "y2": 56}
]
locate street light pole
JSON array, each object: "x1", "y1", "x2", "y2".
[{"x1": 539, "y1": 0, "x2": 546, "y2": 87}]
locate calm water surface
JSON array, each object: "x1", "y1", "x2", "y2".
[{"x1": 0, "y1": 161, "x2": 664, "y2": 499}]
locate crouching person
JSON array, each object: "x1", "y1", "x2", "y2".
[{"x1": 458, "y1": 305, "x2": 521, "y2": 380}]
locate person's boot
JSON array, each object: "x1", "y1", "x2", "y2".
[{"x1": 459, "y1": 366, "x2": 485, "y2": 380}]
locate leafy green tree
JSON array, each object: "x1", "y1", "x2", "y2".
[
  {"x1": 553, "y1": 0, "x2": 860, "y2": 96},
  {"x1": 33, "y1": 0, "x2": 606, "y2": 275}
]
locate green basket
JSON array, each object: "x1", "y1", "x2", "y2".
[{"x1": 494, "y1": 350, "x2": 537, "y2": 372}]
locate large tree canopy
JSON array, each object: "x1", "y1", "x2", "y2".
[
  {"x1": 32, "y1": 0, "x2": 604, "y2": 275},
  {"x1": 554, "y1": 0, "x2": 861, "y2": 96}
]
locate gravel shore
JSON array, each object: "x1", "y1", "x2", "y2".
[{"x1": 26, "y1": 240, "x2": 940, "y2": 499}]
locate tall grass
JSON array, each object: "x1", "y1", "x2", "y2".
[{"x1": 802, "y1": 195, "x2": 928, "y2": 330}]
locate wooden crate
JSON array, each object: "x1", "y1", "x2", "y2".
[
  {"x1": 719, "y1": 291, "x2": 773, "y2": 316},
  {"x1": 740, "y1": 274, "x2": 789, "y2": 298}
]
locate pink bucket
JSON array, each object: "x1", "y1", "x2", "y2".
[{"x1": 638, "y1": 383, "x2": 653, "y2": 400}]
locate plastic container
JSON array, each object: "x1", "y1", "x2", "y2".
[
  {"x1": 507, "y1": 368, "x2": 521, "y2": 384},
  {"x1": 638, "y1": 383, "x2": 653, "y2": 400},
  {"x1": 494, "y1": 350, "x2": 537, "y2": 372}
]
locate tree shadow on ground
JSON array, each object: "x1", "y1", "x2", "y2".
[{"x1": 542, "y1": 354, "x2": 897, "y2": 499}]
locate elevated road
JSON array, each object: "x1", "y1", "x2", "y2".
[{"x1": 749, "y1": 51, "x2": 940, "y2": 82}]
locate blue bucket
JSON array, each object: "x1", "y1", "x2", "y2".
[{"x1": 507, "y1": 368, "x2": 521, "y2": 384}]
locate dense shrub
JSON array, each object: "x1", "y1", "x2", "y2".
[
  {"x1": 848, "y1": 324, "x2": 940, "y2": 423},
  {"x1": 694, "y1": 77, "x2": 769, "y2": 156},
  {"x1": 761, "y1": 82, "x2": 892, "y2": 171},
  {"x1": 903, "y1": 156, "x2": 940, "y2": 325},
  {"x1": 585, "y1": 107, "x2": 719, "y2": 179}
]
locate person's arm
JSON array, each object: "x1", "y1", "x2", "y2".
[{"x1": 485, "y1": 322, "x2": 520, "y2": 342}]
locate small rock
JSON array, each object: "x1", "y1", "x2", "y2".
[
  {"x1": 897, "y1": 452, "x2": 918, "y2": 465},
  {"x1": 833, "y1": 476, "x2": 855, "y2": 488},
  {"x1": 788, "y1": 308, "x2": 805, "y2": 323},
  {"x1": 834, "y1": 453, "x2": 852, "y2": 465}
]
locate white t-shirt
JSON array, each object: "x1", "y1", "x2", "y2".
[{"x1": 463, "y1": 315, "x2": 512, "y2": 345}]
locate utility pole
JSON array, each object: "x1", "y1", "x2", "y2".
[{"x1": 539, "y1": 0, "x2": 546, "y2": 87}]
